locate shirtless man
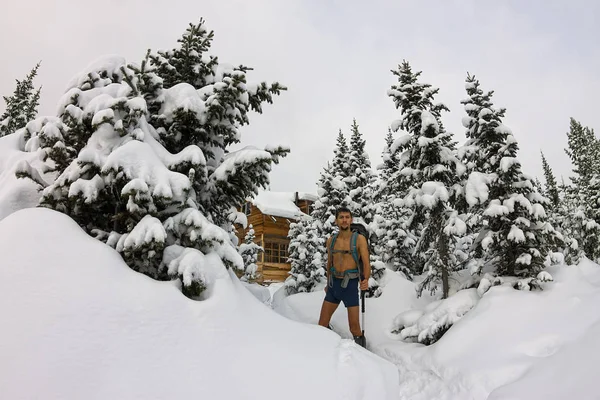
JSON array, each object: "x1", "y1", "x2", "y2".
[{"x1": 318, "y1": 207, "x2": 371, "y2": 345}]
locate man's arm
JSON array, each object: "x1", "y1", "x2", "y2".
[
  {"x1": 324, "y1": 236, "x2": 332, "y2": 291},
  {"x1": 357, "y1": 235, "x2": 371, "y2": 289}
]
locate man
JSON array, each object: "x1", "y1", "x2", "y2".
[{"x1": 318, "y1": 207, "x2": 371, "y2": 346}]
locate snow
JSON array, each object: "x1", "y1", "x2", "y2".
[
  {"x1": 160, "y1": 83, "x2": 207, "y2": 124},
  {"x1": 211, "y1": 145, "x2": 273, "y2": 181},
  {"x1": 0, "y1": 130, "x2": 47, "y2": 221},
  {"x1": 250, "y1": 190, "x2": 317, "y2": 219},
  {"x1": 0, "y1": 208, "x2": 398, "y2": 399},
  {"x1": 420, "y1": 110, "x2": 439, "y2": 135},
  {"x1": 275, "y1": 262, "x2": 600, "y2": 399},
  {"x1": 465, "y1": 171, "x2": 490, "y2": 206},
  {"x1": 103, "y1": 139, "x2": 191, "y2": 202},
  {"x1": 63, "y1": 55, "x2": 127, "y2": 93},
  {"x1": 390, "y1": 132, "x2": 411, "y2": 154}
]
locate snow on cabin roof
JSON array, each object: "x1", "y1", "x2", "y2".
[{"x1": 249, "y1": 191, "x2": 317, "y2": 220}]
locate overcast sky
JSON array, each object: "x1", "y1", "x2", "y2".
[{"x1": 2, "y1": 0, "x2": 599, "y2": 194}]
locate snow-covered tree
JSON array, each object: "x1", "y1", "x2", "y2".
[
  {"x1": 1, "y1": 62, "x2": 42, "y2": 137},
  {"x1": 239, "y1": 225, "x2": 262, "y2": 282},
  {"x1": 370, "y1": 126, "x2": 417, "y2": 278},
  {"x1": 311, "y1": 163, "x2": 348, "y2": 238},
  {"x1": 18, "y1": 20, "x2": 287, "y2": 298},
  {"x1": 460, "y1": 74, "x2": 561, "y2": 279},
  {"x1": 388, "y1": 61, "x2": 466, "y2": 298},
  {"x1": 333, "y1": 129, "x2": 351, "y2": 180},
  {"x1": 345, "y1": 119, "x2": 376, "y2": 225},
  {"x1": 565, "y1": 118, "x2": 599, "y2": 190},
  {"x1": 371, "y1": 197, "x2": 416, "y2": 278},
  {"x1": 285, "y1": 216, "x2": 325, "y2": 294},
  {"x1": 541, "y1": 152, "x2": 560, "y2": 208},
  {"x1": 550, "y1": 119, "x2": 600, "y2": 263},
  {"x1": 373, "y1": 128, "x2": 398, "y2": 203}
]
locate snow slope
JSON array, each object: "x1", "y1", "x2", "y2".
[
  {"x1": 0, "y1": 208, "x2": 399, "y2": 400},
  {"x1": 275, "y1": 265, "x2": 600, "y2": 399}
]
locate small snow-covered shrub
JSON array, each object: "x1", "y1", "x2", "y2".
[{"x1": 391, "y1": 289, "x2": 480, "y2": 345}]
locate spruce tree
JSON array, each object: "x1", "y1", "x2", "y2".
[
  {"x1": 285, "y1": 216, "x2": 325, "y2": 294},
  {"x1": 373, "y1": 128, "x2": 398, "y2": 203},
  {"x1": 345, "y1": 119, "x2": 376, "y2": 225},
  {"x1": 333, "y1": 129, "x2": 352, "y2": 181},
  {"x1": 562, "y1": 119, "x2": 600, "y2": 262},
  {"x1": 540, "y1": 152, "x2": 560, "y2": 208},
  {"x1": 0, "y1": 62, "x2": 42, "y2": 137},
  {"x1": 565, "y1": 118, "x2": 599, "y2": 190},
  {"x1": 18, "y1": 20, "x2": 287, "y2": 298},
  {"x1": 370, "y1": 127, "x2": 416, "y2": 278},
  {"x1": 311, "y1": 163, "x2": 348, "y2": 238},
  {"x1": 461, "y1": 74, "x2": 561, "y2": 279},
  {"x1": 388, "y1": 61, "x2": 466, "y2": 298},
  {"x1": 239, "y1": 225, "x2": 262, "y2": 282}
]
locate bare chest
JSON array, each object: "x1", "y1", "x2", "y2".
[{"x1": 331, "y1": 238, "x2": 357, "y2": 271}]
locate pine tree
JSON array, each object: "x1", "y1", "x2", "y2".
[
  {"x1": 285, "y1": 217, "x2": 325, "y2": 294},
  {"x1": 554, "y1": 180, "x2": 583, "y2": 264},
  {"x1": 562, "y1": 119, "x2": 600, "y2": 262},
  {"x1": 333, "y1": 129, "x2": 351, "y2": 180},
  {"x1": 239, "y1": 225, "x2": 263, "y2": 282},
  {"x1": 0, "y1": 62, "x2": 42, "y2": 137},
  {"x1": 311, "y1": 163, "x2": 348, "y2": 238},
  {"x1": 387, "y1": 61, "x2": 466, "y2": 298},
  {"x1": 370, "y1": 127, "x2": 416, "y2": 278},
  {"x1": 460, "y1": 74, "x2": 561, "y2": 279},
  {"x1": 345, "y1": 119, "x2": 376, "y2": 225},
  {"x1": 565, "y1": 118, "x2": 599, "y2": 190},
  {"x1": 373, "y1": 128, "x2": 398, "y2": 203},
  {"x1": 540, "y1": 152, "x2": 560, "y2": 208},
  {"x1": 18, "y1": 20, "x2": 287, "y2": 298}
]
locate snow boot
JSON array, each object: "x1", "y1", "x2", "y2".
[{"x1": 354, "y1": 335, "x2": 366, "y2": 348}]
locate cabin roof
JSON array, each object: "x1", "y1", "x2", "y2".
[{"x1": 249, "y1": 191, "x2": 317, "y2": 219}]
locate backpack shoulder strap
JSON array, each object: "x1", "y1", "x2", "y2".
[
  {"x1": 350, "y1": 231, "x2": 360, "y2": 267},
  {"x1": 329, "y1": 233, "x2": 339, "y2": 254}
]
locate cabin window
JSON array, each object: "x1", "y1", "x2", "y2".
[
  {"x1": 242, "y1": 202, "x2": 252, "y2": 216},
  {"x1": 263, "y1": 241, "x2": 289, "y2": 263}
]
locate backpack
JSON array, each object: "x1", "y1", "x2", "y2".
[{"x1": 329, "y1": 222, "x2": 370, "y2": 278}]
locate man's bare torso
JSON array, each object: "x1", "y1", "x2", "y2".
[{"x1": 329, "y1": 235, "x2": 358, "y2": 274}]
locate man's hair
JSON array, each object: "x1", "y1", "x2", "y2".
[{"x1": 335, "y1": 206, "x2": 352, "y2": 218}]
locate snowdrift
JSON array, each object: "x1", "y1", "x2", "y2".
[
  {"x1": 276, "y1": 265, "x2": 600, "y2": 399},
  {"x1": 0, "y1": 208, "x2": 399, "y2": 400},
  {"x1": 0, "y1": 131, "x2": 45, "y2": 221}
]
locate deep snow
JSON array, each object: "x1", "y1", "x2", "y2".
[{"x1": 0, "y1": 208, "x2": 399, "y2": 400}]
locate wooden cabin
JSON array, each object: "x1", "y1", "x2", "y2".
[{"x1": 235, "y1": 191, "x2": 317, "y2": 283}]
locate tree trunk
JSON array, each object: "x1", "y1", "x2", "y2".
[{"x1": 439, "y1": 231, "x2": 450, "y2": 299}]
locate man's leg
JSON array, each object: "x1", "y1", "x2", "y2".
[
  {"x1": 318, "y1": 300, "x2": 339, "y2": 328},
  {"x1": 347, "y1": 306, "x2": 362, "y2": 337}
]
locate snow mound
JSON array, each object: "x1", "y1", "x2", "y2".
[
  {"x1": 0, "y1": 130, "x2": 46, "y2": 221},
  {"x1": 0, "y1": 208, "x2": 399, "y2": 399}
]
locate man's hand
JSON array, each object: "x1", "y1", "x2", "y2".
[{"x1": 360, "y1": 279, "x2": 368, "y2": 291}]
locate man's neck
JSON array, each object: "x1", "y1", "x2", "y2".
[{"x1": 337, "y1": 228, "x2": 352, "y2": 239}]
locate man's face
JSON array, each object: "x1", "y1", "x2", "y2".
[{"x1": 336, "y1": 212, "x2": 352, "y2": 231}]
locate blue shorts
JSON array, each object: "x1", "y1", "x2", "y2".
[{"x1": 324, "y1": 277, "x2": 359, "y2": 308}]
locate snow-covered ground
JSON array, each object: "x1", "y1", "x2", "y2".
[
  {"x1": 0, "y1": 208, "x2": 399, "y2": 400},
  {"x1": 273, "y1": 261, "x2": 600, "y2": 399},
  {"x1": 1, "y1": 132, "x2": 599, "y2": 400}
]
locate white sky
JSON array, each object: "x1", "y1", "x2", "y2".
[{"x1": 2, "y1": 0, "x2": 599, "y2": 194}]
